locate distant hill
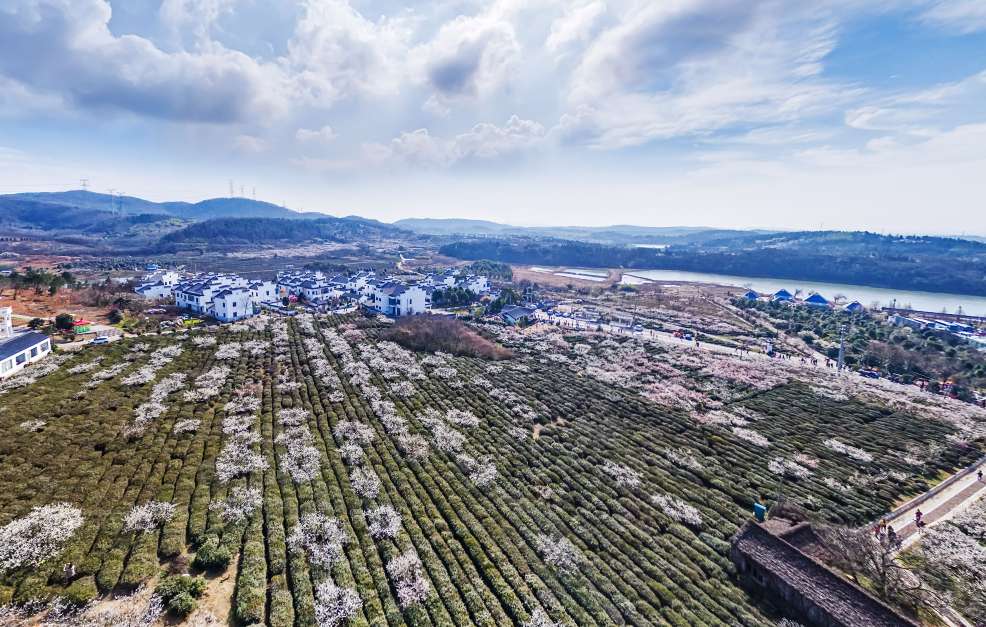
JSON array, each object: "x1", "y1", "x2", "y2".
[
  {"x1": 441, "y1": 231, "x2": 986, "y2": 297},
  {"x1": 159, "y1": 216, "x2": 404, "y2": 250},
  {"x1": 393, "y1": 217, "x2": 774, "y2": 244},
  {"x1": 0, "y1": 191, "x2": 330, "y2": 231}
]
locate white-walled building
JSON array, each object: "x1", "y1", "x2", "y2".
[
  {"x1": 212, "y1": 286, "x2": 253, "y2": 322},
  {"x1": 0, "y1": 331, "x2": 52, "y2": 379},
  {"x1": 367, "y1": 282, "x2": 431, "y2": 317},
  {"x1": 174, "y1": 273, "x2": 278, "y2": 320},
  {"x1": 134, "y1": 269, "x2": 183, "y2": 299}
]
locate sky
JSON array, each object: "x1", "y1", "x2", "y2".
[{"x1": 1, "y1": 0, "x2": 985, "y2": 234}]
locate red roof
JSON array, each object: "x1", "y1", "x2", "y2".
[{"x1": 73, "y1": 319, "x2": 92, "y2": 326}]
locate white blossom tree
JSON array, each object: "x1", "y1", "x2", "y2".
[{"x1": 0, "y1": 503, "x2": 83, "y2": 571}]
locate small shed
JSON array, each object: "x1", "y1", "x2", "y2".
[
  {"x1": 804, "y1": 294, "x2": 830, "y2": 308},
  {"x1": 743, "y1": 291, "x2": 760, "y2": 300},
  {"x1": 845, "y1": 301, "x2": 865, "y2": 313},
  {"x1": 72, "y1": 319, "x2": 92, "y2": 333},
  {"x1": 773, "y1": 289, "x2": 793, "y2": 301}
]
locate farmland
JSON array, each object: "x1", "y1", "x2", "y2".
[{"x1": 0, "y1": 313, "x2": 983, "y2": 626}]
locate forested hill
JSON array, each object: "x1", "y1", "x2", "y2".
[
  {"x1": 159, "y1": 216, "x2": 404, "y2": 249},
  {"x1": 440, "y1": 236, "x2": 986, "y2": 297},
  {"x1": 0, "y1": 191, "x2": 329, "y2": 231}
]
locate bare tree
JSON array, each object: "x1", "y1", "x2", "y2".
[{"x1": 818, "y1": 525, "x2": 936, "y2": 615}]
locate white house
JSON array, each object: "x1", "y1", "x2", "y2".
[
  {"x1": 367, "y1": 282, "x2": 430, "y2": 317},
  {"x1": 134, "y1": 269, "x2": 183, "y2": 299},
  {"x1": 249, "y1": 280, "x2": 278, "y2": 305},
  {"x1": 174, "y1": 273, "x2": 266, "y2": 318},
  {"x1": 0, "y1": 331, "x2": 53, "y2": 379},
  {"x1": 212, "y1": 286, "x2": 253, "y2": 322}
]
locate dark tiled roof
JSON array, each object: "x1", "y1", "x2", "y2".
[
  {"x1": 732, "y1": 521, "x2": 920, "y2": 627},
  {"x1": 0, "y1": 332, "x2": 50, "y2": 361}
]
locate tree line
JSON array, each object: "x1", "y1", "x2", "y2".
[{"x1": 440, "y1": 240, "x2": 986, "y2": 297}]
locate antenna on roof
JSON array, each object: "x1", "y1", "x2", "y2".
[{"x1": 229, "y1": 180, "x2": 235, "y2": 198}]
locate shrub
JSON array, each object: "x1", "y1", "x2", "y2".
[
  {"x1": 168, "y1": 591, "x2": 199, "y2": 616},
  {"x1": 62, "y1": 575, "x2": 99, "y2": 607},
  {"x1": 156, "y1": 574, "x2": 206, "y2": 616},
  {"x1": 379, "y1": 316, "x2": 513, "y2": 360},
  {"x1": 192, "y1": 538, "x2": 232, "y2": 571}
]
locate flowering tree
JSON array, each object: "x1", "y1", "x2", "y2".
[
  {"x1": 0, "y1": 503, "x2": 83, "y2": 571},
  {"x1": 349, "y1": 467, "x2": 381, "y2": 499},
  {"x1": 524, "y1": 608, "x2": 564, "y2": 627},
  {"x1": 650, "y1": 494, "x2": 702, "y2": 526},
  {"x1": 210, "y1": 486, "x2": 263, "y2": 523},
  {"x1": 602, "y1": 461, "x2": 643, "y2": 488},
  {"x1": 314, "y1": 578, "x2": 363, "y2": 627},
  {"x1": 386, "y1": 549, "x2": 431, "y2": 608},
  {"x1": 536, "y1": 534, "x2": 580, "y2": 574},
  {"x1": 124, "y1": 501, "x2": 177, "y2": 533},
  {"x1": 287, "y1": 513, "x2": 349, "y2": 568},
  {"x1": 365, "y1": 505, "x2": 402, "y2": 539}
]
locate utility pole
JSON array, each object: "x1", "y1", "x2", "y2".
[{"x1": 837, "y1": 324, "x2": 848, "y2": 371}]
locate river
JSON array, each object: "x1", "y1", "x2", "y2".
[{"x1": 620, "y1": 269, "x2": 986, "y2": 316}]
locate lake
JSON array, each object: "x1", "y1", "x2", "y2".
[{"x1": 621, "y1": 269, "x2": 986, "y2": 316}]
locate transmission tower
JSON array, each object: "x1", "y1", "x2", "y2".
[
  {"x1": 80, "y1": 179, "x2": 90, "y2": 207},
  {"x1": 240, "y1": 185, "x2": 245, "y2": 197},
  {"x1": 118, "y1": 192, "x2": 126, "y2": 217},
  {"x1": 229, "y1": 180, "x2": 235, "y2": 197},
  {"x1": 252, "y1": 187, "x2": 256, "y2": 201},
  {"x1": 107, "y1": 188, "x2": 115, "y2": 211}
]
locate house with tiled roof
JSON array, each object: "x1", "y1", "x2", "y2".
[{"x1": 731, "y1": 518, "x2": 921, "y2": 627}]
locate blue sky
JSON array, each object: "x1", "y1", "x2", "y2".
[{"x1": 1, "y1": 0, "x2": 985, "y2": 233}]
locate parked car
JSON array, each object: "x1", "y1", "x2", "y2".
[{"x1": 89, "y1": 337, "x2": 110, "y2": 345}]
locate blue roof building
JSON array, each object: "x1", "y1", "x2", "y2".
[
  {"x1": 804, "y1": 293, "x2": 830, "y2": 308},
  {"x1": 743, "y1": 290, "x2": 760, "y2": 300},
  {"x1": 845, "y1": 301, "x2": 865, "y2": 312},
  {"x1": 773, "y1": 289, "x2": 793, "y2": 301}
]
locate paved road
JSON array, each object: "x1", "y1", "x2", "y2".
[{"x1": 884, "y1": 458, "x2": 986, "y2": 548}]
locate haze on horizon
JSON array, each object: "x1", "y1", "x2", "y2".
[{"x1": 1, "y1": 0, "x2": 985, "y2": 235}]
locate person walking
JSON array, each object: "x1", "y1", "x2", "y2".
[
  {"x1": 62, "y1": 562, "x2": 75, "y2": 581},
  {"x1": 978, "y1": 469, "x2": 983, "y2": 482}
]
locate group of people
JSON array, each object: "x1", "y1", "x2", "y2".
[{"x1": 873, "y1": 518, "x2": 904, "y2": 550}]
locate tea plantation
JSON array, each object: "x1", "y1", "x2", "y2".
[{"x1": 0, "y1": 314, "x2": 981, "y2": 626}]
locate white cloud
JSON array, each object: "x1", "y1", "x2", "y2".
[
  {"x1": 422, "y1": 95, "x2": 451, "y2": 118},
  {"x1": 159, "y1": 0, "x2": 239, "y2": 45},
  {"x1": 919, "y1": 0, "x2": 986, "y2": 33},
  {"x1": 298, "y1": 115, "x2": 544, "y2": 171},
  {"x1": 409, "y1": 0, "x2": 522, "y2": 100},
  {"x1": 295, "y1": 125, "x2": 338, "y2": 141},
  {"x1": 234, "y1": 134, "x2": 271, "y2": 153},
  {"x1": 0, "y1": 0, "x2": 290, "y2": 122},
  {"x1": 286, "y1": 0, "x2": 410, "y2": 107},
  {"x1": 545, "y1": 0, "x2": 607, "y2": 54}
]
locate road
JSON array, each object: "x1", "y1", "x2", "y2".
[{"x1": 883, "y1": 457, "x2": 986, "y2": 549}]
